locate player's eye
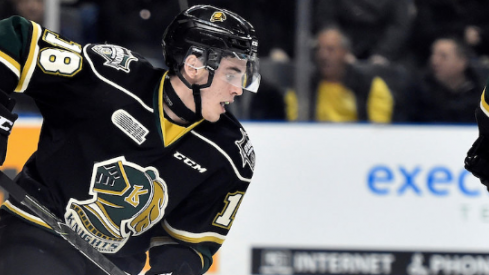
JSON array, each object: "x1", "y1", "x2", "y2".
[{"x1": 225, "y1": 74, "x2": 236, "y2": 81}]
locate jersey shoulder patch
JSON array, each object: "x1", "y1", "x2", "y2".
[
  {"x1": 192, "y1": 114, "x2": 255, "y2": 181},
  {"x1": 84, "y1": 43, "x2": 163, "y2": 111},
  {"x1": 91, "y1": 44, "x2": 138, "y2": 73},
  {"x1": 234, "y1": 128, "x2": 255, "y2": 172}
]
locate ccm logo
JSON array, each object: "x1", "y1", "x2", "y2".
[
  {"x1": 0, "y1": 116, "x2": 13, "y2": 132},
  {"x1": 174, "y1": 152, "x2": 207, "y2": 173}
]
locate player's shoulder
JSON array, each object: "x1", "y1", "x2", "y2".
[
  {"x1": 84, "y1": 43, "x2": 162, "y2": 91},
  {"x1": 192, "y1": 113, "x2": 255, "y2": 180}
]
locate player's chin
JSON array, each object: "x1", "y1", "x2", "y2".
[{"x1": 203, "y1": 111, "x2": 222, "y2": 123}]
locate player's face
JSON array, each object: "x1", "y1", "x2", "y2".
[{"x1": 200, "y1": 57, "x2": 246, "y2": 122}]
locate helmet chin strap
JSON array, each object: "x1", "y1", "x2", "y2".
[
  {"x1": 191, "y1": 84, "x2": 202, "y2": 120},
  {"x1": 166, "y1": 68, "x2": 215, "y2": 123}
]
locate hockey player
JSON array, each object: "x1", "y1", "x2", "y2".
[
  {"x1": 0, "y1": 5, "x2": 259, "y2": 275},
  {"x1": 465, "y1": 81, "x2": 489, "y2": 190}
]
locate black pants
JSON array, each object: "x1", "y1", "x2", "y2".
[{"x1": 0, "y1": 214, "x2": 108, "y2": 275}]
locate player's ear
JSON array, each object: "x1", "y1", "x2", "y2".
[{"x1": 183, "y1": 55, "x2": 204, "y2": 79}]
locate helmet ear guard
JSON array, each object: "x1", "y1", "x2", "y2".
[{"x1": 175, "y1": 46, "x2": 219, "y2": 90}]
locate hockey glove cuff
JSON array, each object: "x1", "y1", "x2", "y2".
[{"x1": 0, "y1": 89, "x2": 18, "y2": 165}]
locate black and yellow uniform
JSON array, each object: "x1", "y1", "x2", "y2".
[
  {"x1": 286, "y1": 63, "x2": 394, "y2": 122},
  {"x1": 0, "y1": 16, "x2": 255, "y2": 275},
  {"x1": 465, "y1": 78, "x2": 489, "y2": 193}
]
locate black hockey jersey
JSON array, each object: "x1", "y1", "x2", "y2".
[{"x1": 0, "y1": 16, "x2": 255, "y2": 274}]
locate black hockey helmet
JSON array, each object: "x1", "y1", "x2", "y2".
[{"x1": 162, "y1": 5, "x2": 260, "y2": 92}]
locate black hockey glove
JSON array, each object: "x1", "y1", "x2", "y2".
[
  {"x1": 465, "y1": 135, "x2": 489, "y2": 190},
  {"x1": 156, "y1": 262, "x2": 195, "y2": 275},
  {"x1": 148, "y1": 245, "x2": 201, "y2": 275},
  {"x1": 0, "y1": 89, "x2": 18, "y2": 165},
  {"x1": 152, "y1": 262, "x2": 195, "y2": 275}
]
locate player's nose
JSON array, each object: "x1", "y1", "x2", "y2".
[{"x1": 231, "y1": 85, "x2": 243, "y2": 96}]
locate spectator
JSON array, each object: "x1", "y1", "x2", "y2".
[
  {"x1": 409, "y1": 37, "x2": 482, "y2": 123},
  {"x1": 313, "y1": 0, "x2": 414, "y2": 66},
  {"x1": 409, "y1": 0, "x2": 489, "y2": 68},
  {"x1": 286, "y1": 26, "x2": 395, "y2": 122},
  {"x1": 9, "y1": 0, "x2": 44, "y2": 23}
]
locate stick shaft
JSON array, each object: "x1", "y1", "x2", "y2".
[{"x1": 0, "y1": 171, "x2": 126, "y2": 275}]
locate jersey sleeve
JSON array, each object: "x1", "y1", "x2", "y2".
[
  {"x1": 0, "y1": 16, "x2": 89, "y2": 93},
  {"x1": 0, "y1": 15, "x2": 159, "y2": 121},
  {"x1": 0, "y1": 16, "x2": 41, "y2": 94},
  {"x1": 149, "y1": 174, "x2": 251, "y2": 274},
  {"x1": 0, "y1": 15, "x2": 94, "y2": 118}
]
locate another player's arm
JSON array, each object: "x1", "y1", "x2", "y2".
[
  {"x1": 0, "y1": 16, "x2": 40, "y2": 94},
  {"x1": 0, "y1": 16, "x2": 36, "y2": 165},
  {"x1": 147, "y1": 183, "x2": 249, "y2": 275},
  {"x1": 465, "y1": 81, "x2": 489, "y2": 187},
  {"x1": 0, "y1": 16, "x2": 86, "y2": 164},
  {"x1": 0, "y1": 15, "x2": 84, "y2": 97}
]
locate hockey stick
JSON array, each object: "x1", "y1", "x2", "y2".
[{"x1": 0, "y1": 171, "x2": 126, "y2": 275}]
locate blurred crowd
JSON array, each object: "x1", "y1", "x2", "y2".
[{"x1": 1, "y1": 0, "x2": 489, "y2": 124}]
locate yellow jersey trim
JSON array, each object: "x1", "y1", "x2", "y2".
[
  {"x1": 15, "y1": 21, "x2": 42, "y2": 93},
  {"x1": 0, "y1": 50, "x2": 21, "y2": 78},
  {"x1": 2, "y1": 200, "x2": 52, "y2": 229},
  {"x1": 162, "y1": 220, "x2": 225, "y2": 245},
  {"x1": 481, "y1": 89, "x2": 489, "y2": 115},
  {"x1": 157, "y1": 73, "x2": 204, "y2": 147}
]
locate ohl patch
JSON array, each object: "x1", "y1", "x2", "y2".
[{"x1": 111, "y1": 109, "x2": 149, "y2": 145}]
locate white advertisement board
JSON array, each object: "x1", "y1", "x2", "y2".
[
  {"x1": 5, "y1": 120, "x2": 487, "y2": 275},
  {"x1": 217, "y1": 123, "x2": 489, "y2": 275}
]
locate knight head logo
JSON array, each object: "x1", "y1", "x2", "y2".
[
  {"x1": 65, "y1": 157, "x2": 168, "y2": 253},
  {"x1": 210, "y1": 11, "x2": 227, "y2": 22}
]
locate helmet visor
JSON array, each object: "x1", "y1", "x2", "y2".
[
  {"x1": 213, "y1": 50, "x2": 261, "y2": 93},
  {"x1": 183, "y1": 47, "x2": 261, "y2": 92}
]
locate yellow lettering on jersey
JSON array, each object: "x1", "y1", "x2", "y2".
[{"x1": 124, "y1": 185, "x2": 149, "y2": 207}]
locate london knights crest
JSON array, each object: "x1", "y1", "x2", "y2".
[
  {"x1": 64, "y1": 156, "x2": 168, "y2": 253},
  {"x1": 91, "y1": 44, "x2": 138, "y2": 73},
  {"x1": 235, "y1": 128, "x2": 255, "y2": 171}
]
